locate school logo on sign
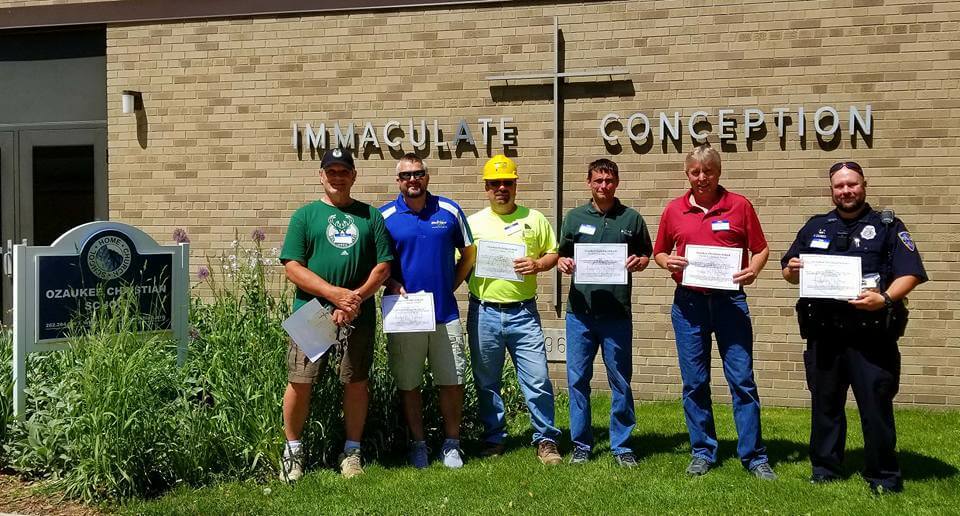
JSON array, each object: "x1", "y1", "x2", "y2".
[
  {"x1": 86, "y1": 234, "x2": 133, "y2": 280},
  {"x1": 326, "y1": 214, "x2": 359, "y2": 249}
]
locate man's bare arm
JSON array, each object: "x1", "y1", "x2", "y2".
[
  {"x1": 284, "y1": 260, "x2": 361, "y2": 314},
  {"x1": 454, "y1": 245, "x2": 477, "y2": 289},
  {"x1": 356, "y1": 261, "x2": 392, "y2": 301}
]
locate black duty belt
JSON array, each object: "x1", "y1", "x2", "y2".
[{"x1": 469, "y1": 295, "x2": 533, "y2": 310}]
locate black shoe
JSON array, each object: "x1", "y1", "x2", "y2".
[
  {"x1": 614, "y1": 452, "x2": 637, "y2": 468},
  {"x1": 480, "y1": 442, "x2": 506, "y2": 458},
  {"x1": 810, "y1": 473, "x2": 839, "y2": 484},
  {"x1": 869, "y1": 481, "x2": 903, "y2": 494},
  {"x1": 569, "y1": 447, "x2": 590, "y2": 465},
  {"x1": 686, "y1": 457, "x2": 711, "y2": 476}
]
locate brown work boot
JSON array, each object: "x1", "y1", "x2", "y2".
[
  {"x1": 537, "y1": 440, "x2": 562, "y2": 465},
  {"x1": 480, "y1": 441, "x2": 506, "y2": 458}
]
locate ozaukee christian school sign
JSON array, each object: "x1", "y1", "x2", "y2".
[
  {"x1": 12, "y1": 221, "x2": 190, "y2": 416},
  {"x1": 36, "y1": 229, "x2": 172, "y2": 340}
]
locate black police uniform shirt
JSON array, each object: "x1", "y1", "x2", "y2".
[{"x1": 780, "y1": 203, "x2": 928, "y2": 294}]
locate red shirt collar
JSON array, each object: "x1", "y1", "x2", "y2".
[{"x1": 681, "y1": 186, "x2": 729, "y2": 214}]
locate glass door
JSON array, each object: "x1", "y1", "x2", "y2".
[{"x1": 18, "y1": 128, "x2": 107, "y2": 247}]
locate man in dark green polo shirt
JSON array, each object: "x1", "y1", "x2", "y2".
[
  {"x1": 279, "y1": 148, "x2": 393, "y2": 481},
  {"x1": 557, "y1": 158, "x2": 652, "y2": 467}
]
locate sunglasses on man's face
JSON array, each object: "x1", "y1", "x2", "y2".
[
  {"x1": 486, "y1": 180, "x2": 515, "y2": 188},
  {"x1": 829, "y1": 161, "x2": 863, "y2": 176},
  {"x1": 398, "y1": 170, "x2": 427, "y2": 181}
]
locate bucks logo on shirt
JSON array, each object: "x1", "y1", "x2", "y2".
[{"x1": 327, "y1": 213, "x2": 359, "y2": 249}]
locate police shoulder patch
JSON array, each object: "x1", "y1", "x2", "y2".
[{"x1": 898, "y1": 231, "x2": 916, "y2": 252}]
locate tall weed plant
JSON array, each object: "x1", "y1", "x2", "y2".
[
  {"x1": 0, "y1": 229, "x2": 528, "y2": 502},
  {"x1": 0, "y1": 331, "x2": 12, "y2": 448}
]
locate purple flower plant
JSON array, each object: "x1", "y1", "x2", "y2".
[
  {"x1": 251, "y1": 228, "x2": 266, "y2": 243},
  {"x1": 172, "y1": 228, "x2": 191, "y2": 244},
  {"x1": 197, "y1": 265, "x2": 210, "y2": 281}
]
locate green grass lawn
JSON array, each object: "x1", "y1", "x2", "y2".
[{"x1": 123, "y1": 399, "x2": 960, "y2": 515}]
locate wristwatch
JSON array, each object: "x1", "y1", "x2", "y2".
[{"x1": 882, "y1": 292, "x2": 894, "y2": 308}]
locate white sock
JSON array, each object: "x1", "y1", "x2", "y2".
[{"x1": 285, "y1": 440, "x2": 302, "y2": 457}]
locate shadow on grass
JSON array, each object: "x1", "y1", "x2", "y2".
[
  {"x1": 317, "y1": 426, "x2": 959, "y2": 482},
  {"x1": 842, "y1": 448, "x2": 959, "y2": 481},
  {"x1": 711, "y1": 438, "x2": 958, "y2": 481}
]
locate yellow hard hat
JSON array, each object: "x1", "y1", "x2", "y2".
[{"x1": 482, "y1": 154, "x2": 519, "y2": 180}]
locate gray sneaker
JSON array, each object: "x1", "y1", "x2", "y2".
[
  {"x1": 751, "y1": 462, "x2": 777, "y2": 481},
  {"x1": 686, "y1": 457, "x2": 711, "y2": 476},
  {"x1": 614, "y1": 452, "x2": 637, "y2": 468},
  {"x1": 569, "y1": 447, "x2": 590, "y2": 465},
  {"x1": 279, "y1": 450, "x2": 304, "y2": 483}
]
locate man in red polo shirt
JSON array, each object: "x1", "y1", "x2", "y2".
[{"x1": 653, "y1": 145, "x2": 776, "y2": 481}]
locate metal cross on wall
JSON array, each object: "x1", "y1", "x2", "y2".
[{"x1": 485, "y1": 16, "x2": 629, "y2": 314}]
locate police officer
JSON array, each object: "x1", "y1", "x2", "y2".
[{"x1": 781, "y1": 161, "x2": 927, "y2": 493}]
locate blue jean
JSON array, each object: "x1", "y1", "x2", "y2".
[
  {"x1": 671, "y1": 286, "x2": 768, "y2": 470},
  {"x1": 467, "y1": 299, "x2": 560, "y2": 445},
  {"x1": 565, "y1": 312, "x2": 635, "y2": 456}
]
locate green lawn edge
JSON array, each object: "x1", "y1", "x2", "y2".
[{"x1": 120, "y1": 399, "x2": 960, "y2": 515}]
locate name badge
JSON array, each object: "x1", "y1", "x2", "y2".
[
  {"x1": 504, "y1": 221, "x2": 522, "y2": 236},
  {"x1": 810, "y1": 236, "x2": 830, "y2": 250},
  {"x1": 711, "y1": 220, "x2": 730, "y2": 231},
  {"x1": 578, "y1": 224, "x2": 596, "y2": 235}
]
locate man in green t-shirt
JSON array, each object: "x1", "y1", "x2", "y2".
[
  {"x1": 557, "y1": 158, "x2": 652, "y2": 468},
  {"x1": 466, "y1": 154, "x2": 562, "y2": 465},
  {"x1": 279, "y1": 148, "x2": 393, "y2": 481}
]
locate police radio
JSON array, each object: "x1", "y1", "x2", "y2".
[{"x1": 880, "y1": 207, "x2": 909, "y2": 336}]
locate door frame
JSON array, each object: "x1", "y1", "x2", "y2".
[
  {"x1": 1, "y1": 131, "x2": 13, "y2": 325},
  {"x1": 17, "y1": 126, "x2": 107, "y2": 246}
]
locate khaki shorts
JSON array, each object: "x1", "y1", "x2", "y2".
[
  {"x1": 387, "y1": 319, "x2": 466, "y2": 390},
  {"x1": 287, "y1": 323, "x2": 374, "y2": 384}
]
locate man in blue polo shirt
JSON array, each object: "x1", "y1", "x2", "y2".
[{"x1": 380, "y1": 153, "x2": 476, "y2": 469}]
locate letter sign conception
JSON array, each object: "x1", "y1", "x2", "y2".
[{"x1": 11, "y1": 221, "x2": 190, "y2": 416}]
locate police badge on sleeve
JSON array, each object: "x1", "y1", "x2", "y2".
[{"x1": 898, "y1": 231, "x2": 916, "y2": 252}]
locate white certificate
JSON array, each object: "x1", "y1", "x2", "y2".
[
  {"x1": 475, "y1": 240, "x2": 526, "y2": 282},
  {"x1": 681, "y1": 244, "x2": 743, "y2": 291},
  {"x1": 799, "y1": 254, "x2": 862, "y2": 300},
  {"x1": 382, "y1": 292, "x2": 436, "y2": 333},
  {"x1": 573, "y1": 243, "x2": 628, "y2": 285},
  {"x1": 281, "y1": 298, "x2": 339, "y2": 363}
]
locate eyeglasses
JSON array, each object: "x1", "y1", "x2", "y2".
[
  {"x1": 486, "y1": 180, "x2": 515, "y2": 188},
  {"x1": 829, "y1": 161, "x2": 863, "y2": 177},
  {"x1": 398, "y1": 170, "x2": 427, "y2": 181}
]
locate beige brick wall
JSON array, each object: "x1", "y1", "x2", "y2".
[{"x1": 105, "y1": 0, "x2": 960, "y2": 408}]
